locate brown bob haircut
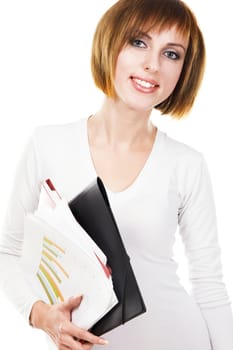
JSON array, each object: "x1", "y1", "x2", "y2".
[{"x1": 91, "y1": 0, "x2": 206, "y2": 118}]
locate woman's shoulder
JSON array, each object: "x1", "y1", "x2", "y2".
[
  {"x1": 33, "y1": 118, "x2": 86, "y2": 141},
  {"x1": 159, "y1": 129, "x2": 204, "y2": 167},
  {"x1": 28, "y1": 118, "x2": 88, "y2": 159}
]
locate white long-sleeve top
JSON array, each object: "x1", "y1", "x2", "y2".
[{"x1": 0, "y1": 118, "x2": 233, "y2": 350}]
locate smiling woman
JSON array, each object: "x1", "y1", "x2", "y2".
[
  {"x1": 114, "y1": 28, "x2": 188, "y2": 112},
  {"x1": 91, "y1": 0, "x2": 205, "y2": 117},
  {"x1": 0, "y1": 1, "x2": 233, "y2": 350}
]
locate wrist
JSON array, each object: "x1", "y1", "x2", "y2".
[{"x1": 29, "y1": 300, "x2": 50, "y2": 330}]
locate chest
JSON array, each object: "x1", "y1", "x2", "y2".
[
  {"x1": 89, "y1": 146, "x2": 153, "y2": 193},
  {"x1": 108, "y1": 172, "x2": 180, "y2": 260}
]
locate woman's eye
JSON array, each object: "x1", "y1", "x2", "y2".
[
  {"x1": 164, "y1": 50, "x2": 180, "y2": 60},
  {"x1": 130, "y1": 39, "x2": 147, "y2": 48}
]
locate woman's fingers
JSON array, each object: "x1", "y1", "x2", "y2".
[
  {"x1": 41, "y1": 295, "x2": 107, "y2": 349},
  {"x1": 62, "y1": 295, "x2": 83, "y2": 313},
  {"x1": 57, "y1": 331, "x2": 83, "y2": 350},
  {"x1": 59, "y1": 345, "x2": 71, "y2": 350},
  {"x1": 73, "y1": 327, "x2": 108, "y2": 346},
  {"x1": 82, "y1": 342, "x2": 95, "y2": 350},
  {"x1": 59, "y1": 321, "x2": 108, "y2": 346},
  {"x1": 59, "y1": 295, "x2": 108, "y2": 346}
]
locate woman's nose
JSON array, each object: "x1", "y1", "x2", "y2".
[{"x1": 143, "y1": 53, "x2": 160, "y2": 73}]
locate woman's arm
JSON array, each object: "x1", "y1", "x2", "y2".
[
  {"x1": 0, "y1": 135, "x2": 42, "y2": 319},
  {"x1": 0, "y1": 132, "x2": 108, "y2": 349},
  {"x1": 30, "y1": 296, "x2": 108, "y2": 349},
  {"x1": 178, "y1": 154, "x2": 233, "y2": 349}
]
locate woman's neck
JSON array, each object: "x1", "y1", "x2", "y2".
[{"x1": 89, "y1": 98, "x2": 156, "y2": 151}]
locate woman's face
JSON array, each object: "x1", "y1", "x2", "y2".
[{"x1": 113, "y1": 26, "x2": 188, "y2": 112}]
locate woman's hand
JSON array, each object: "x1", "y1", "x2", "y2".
[{"x1": 30, "y1": 295, "x2": 108, "y2": 350}]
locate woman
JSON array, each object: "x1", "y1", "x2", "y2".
[{"x1": 1, "y1": 0, "x2": 233, "y2": 349}]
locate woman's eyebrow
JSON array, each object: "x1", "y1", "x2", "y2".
[
  {"x1": 166, "y1": 42, "x2": 187, "y2": 52},
  {"x1": 133, "y1": 31, "x2": 152, "y2": 40},
  {"x1": 132, "y1": 31, "x2": 187, "y2": 52}
]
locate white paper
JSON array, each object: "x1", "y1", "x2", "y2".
[{"x1": 20, "y1": 180, "x2": 118, "y2": 330}]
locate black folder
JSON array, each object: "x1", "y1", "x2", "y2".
[{"x1": 69, "y1": 177, "x2": 146, "y2": 336}]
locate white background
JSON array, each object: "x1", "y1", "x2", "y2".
[{"x1": 0, "y1": 1, "x2": 232, "y2": 348}]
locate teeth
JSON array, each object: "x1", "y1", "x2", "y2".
[{"x1": 133, "y1": 78, "x2": 155, "y2": 88}]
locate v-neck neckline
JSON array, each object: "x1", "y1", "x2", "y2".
[{"x1": 81, "y1": 117, "x2": 162, "y2": 197}]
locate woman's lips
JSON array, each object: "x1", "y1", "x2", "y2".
[{"x1": 130, "y1": 76, "x2": 159, "y2": 93}]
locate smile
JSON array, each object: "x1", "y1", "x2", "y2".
[
  {"x1": 133, "y1": 78, "x2": 156, "y2": 88},
  {"x1": 130, "y1": 76, "x2": 159, "y2": 93}
]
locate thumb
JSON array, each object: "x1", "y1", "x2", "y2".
[{"x1": 64, "y1": 295, "x2": 83, "y2": 312}]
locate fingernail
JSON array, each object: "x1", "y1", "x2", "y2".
[
  {"x1": 99, "y1": 339, "x2": 109, "y2": 345},
  {"x1": 72, "y1": 295, "x2": 82, "y2": 301}
]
